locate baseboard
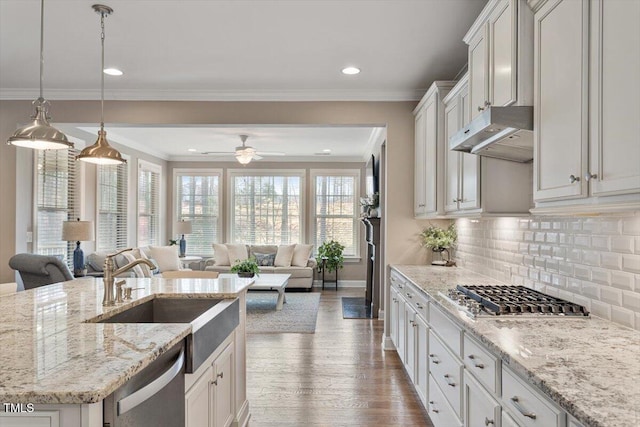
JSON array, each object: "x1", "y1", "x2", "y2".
[
  {"x1": 233, "y1": 400, "x2": 250, "y2": 427},
  {"x1": 382, "y1": 336, "x2": 396, "y2": 351},
  {"x1": 312, "y1": 279, "x2": 366, "y2": 288}
]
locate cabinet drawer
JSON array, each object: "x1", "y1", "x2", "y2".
[
  {"x1": 390, "y1": 270, "x2": 406, "y2": 291},
  {"x1": 502, "y1": 366, "x2": 564, "y2": 427},
  {"x1": 463, "y1": 334, "x2": 500, "y2": 394},
  {"x1": 429, "y1": 330, "x2": 463, "y2": 419},
  {"x1": 429, "y1": 374, "x2": 463, "y2": 427},
  {"x1": 404, "y1": 284, "x2": 428, "y2": 321},
  {"x1": 429, "y1": 304, "x2": 463, "y2": 356}
]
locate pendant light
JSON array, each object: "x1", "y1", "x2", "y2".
[
  {"x1": 7, "y1": 0, "x2": 72, "y2": 150},
  {"x1": 76, "y1": 4, "x2": 126, "y2": 165}
]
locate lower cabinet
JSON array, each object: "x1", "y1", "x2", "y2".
[
  {"x1": 429, "y1": 374, "x2": 463, "y2": 427},
  {"x1": 185, "y1": 339, "x2": 235, "y2": 427},
  {"x1": 464, "y1": 371, "x2": 500, "y2": 427}
]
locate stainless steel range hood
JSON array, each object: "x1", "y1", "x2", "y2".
[{"x1": 449, "y1": 106, "x2": 534, "y2": 163}]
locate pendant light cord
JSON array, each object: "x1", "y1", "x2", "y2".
[
  {"x1": 100, "y1": 10, "x2": 106, "y2": 131},
  {"x1": 39, "y1": 0, "x2": 44, "y2": 101}
]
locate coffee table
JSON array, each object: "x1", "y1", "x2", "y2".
[{"x1": 220, "y1": 273, "x2": 290, "y2": 310}]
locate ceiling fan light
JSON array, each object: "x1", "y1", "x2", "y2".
[{"x1": 235, "y1": 152, "x2": 253, "y2": 165}]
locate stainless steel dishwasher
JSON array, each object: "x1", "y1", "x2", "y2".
[{"x1": 103, "y1": 341, "x2": 185, "y2": 427}]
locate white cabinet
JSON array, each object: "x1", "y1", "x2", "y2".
[
  {"x1": 185, "y1": 366, "x2": 212, "y2": 427},
  {"x1": 414, "y1": 314, "x2": 429, "y2": 406},
  {"x1": 463, "y1": 371, "x2": 500, "y2": 427},
  {"x1": 389, "y1": 286, "x2": 400, "y2": 351},
  {"x1": 212, "y1": 343, "x2": 234, "y2": 427},
  {"x1": 404, "y1": 304, "x2": 417, "y2": 382},
  {"x1": 465, "y1": 0, "x2": 534, "y2": 114},
  {"x1": 532, "y1": 0, "x2": 640, "y2": 212},
  {"x1": 414, "y1": 81, "x2": 456, "y2": 218}
]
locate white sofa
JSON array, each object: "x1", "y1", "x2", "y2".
[
  {"x1": 204, "y1": 244, "x2": 316, "y2": 289},
  {"x1": 86, "y1": 246, "x2": 188, "y2": 278}
]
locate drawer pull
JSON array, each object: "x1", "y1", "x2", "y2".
[
  {"x1": 412, "y1": 322, "x2": 417, "y2": 328},
  {"x1": 511, "y1": 396, "x2": 537, "y2": 419},
  {"x1": 409, "y1": 320, "x2": 414, "y2": 325},
  {"x1": 415, "y1": 302, "x2": 423, "y2": 309},
  {"x1": 443, "y1": 374, "x2": 456, "y2": 387},
  {"x1": 485, "y1": 417, "x2": 495, "y2": 426},
  {"x1": 392, "y1": 298, "x2": 398, "y2": 303},
  {"x1": 428, "y1": 401, "x2": 439, "y2": 414},
  {"x1": 398, "y1": 284, "x2": 403, "y2": 289},
  {"x1": 468, "y1": 355, "x2": 484, "y2": 369},
  {"x1": 406, "y1": 292, "x2": 413, "y2": 299},
  {"x1": 429, "y1": 354, "x2": 440, "y2": 364}
]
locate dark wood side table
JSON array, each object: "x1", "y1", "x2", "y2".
[{"x1": 321, "y1": 257, "x2": 338, "y2": 290}]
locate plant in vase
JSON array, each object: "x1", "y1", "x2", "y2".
[
  {"x1": 420, "y1": 223, "x2": 457, "y2": 267},
  {"x1": 230, "y1": 257, "x2": 260, "y2": 278},
  {"x1": 316, "y1": 240, "x2": 345, "y2": 273}
]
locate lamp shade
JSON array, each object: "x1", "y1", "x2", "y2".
[
  {"x1": 62, "y1": 220, "x2": 94, "y2": 242},
  {"x1": 175, "y1": 220, "x2": 193, "y2": 235}
]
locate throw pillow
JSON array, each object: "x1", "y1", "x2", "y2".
[
  {"x1": 292, "y1": 244, "x2": 313, "y2": 267},
  {"x1": 254, "y1": 252, "x2": 276, "y2": 267},
  {"x1": 226, "y1": 243, "x2": 248, "y2": 264},
  {"x1": 212, "y1": 243, "x2": 230, "y2": 266},
  {"x1": 274, "y1": 244, "x2": 296, "y2": 267},
  {"x1": 149, "y1": 245, "x2": 181, "y2": 272},
  {"x1": 86, "y1": 252, "x2": 106, "y2": 272},
  {"x1": 121, "y1": 252, "x2": 145, "y2": 278},
  {"x1": 132, "y1": 248, "x2": 153, "y2": 278}
]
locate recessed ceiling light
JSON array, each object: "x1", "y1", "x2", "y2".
[
  {"x1": 341, "y1": 66, "x2": 360, "y2": 75},
  {"x1": 103, "y1": 68, "x2": 123, "y2": 76},
  {"x1": 188, "y1": 148, "x2": 197, "y2": 152}
]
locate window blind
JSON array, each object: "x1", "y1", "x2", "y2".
[
  {"x1": 35, "y1": 148, "x2": 79, "y2": 267},
  {"x1": 176, "y1": 172, "x2": 221, "y2": 256},
  {"x1": 230, "y1": 173, "x2": 303, "y2": 245},
  {"x1": 137, "y1": 161, "x2": 161, "y2": 247},
  {"x1": 97, "y1": 163, "x2": 128, "y2": 252},
  {"x1": 313, "y1": 173, "x2": 359, "y2": 256}
]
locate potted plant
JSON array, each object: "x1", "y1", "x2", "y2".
[
  {"x1": 316, "y1": 240, "x2": 345, "y2": 273},
  {"x1": 420, "y1": 223, "x2": 457, "y2": 267},
  {"x1": 230, "y1": 257, "x2": 260, "y2": 278}
]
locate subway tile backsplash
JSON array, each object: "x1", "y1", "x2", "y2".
[{"x1": 454, "y1": 213, "x2": 640, "y2": 330}]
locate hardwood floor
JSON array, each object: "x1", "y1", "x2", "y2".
[{"x1": 246, "y1": 288, "x2": 433, "y2": 426}]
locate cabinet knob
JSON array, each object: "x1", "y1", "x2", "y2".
[
  {"x1": 418, "y1": 203, "x2": 425, "y2": 207},
  {"x1": 569, "y1": 174, "x2": 580, "y2": 183},
  {"x1": 485, "y1": 417, "x2": 495, "y2": 426},
  {"x1": 584, "y1": 172, "x2": 598, "y2": 182},
  {"x1": 477, "y1": 106, "x2": 485, "y2": 112}
]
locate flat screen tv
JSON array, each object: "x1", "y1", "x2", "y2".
[{"x1": 366, "y1": 154, "x2": 379, "y2": 196}]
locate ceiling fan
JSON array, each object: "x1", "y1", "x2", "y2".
[{"x1": 202, "y1": 134, "x2": 285, "y2": 164}]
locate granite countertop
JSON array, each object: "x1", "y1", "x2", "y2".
[
  {"x1": 391, "y1": 265, "x2": 640, "y2": 427},
  {"x1": 0, "y1": 276, "x2": 252, "y2": 404}
]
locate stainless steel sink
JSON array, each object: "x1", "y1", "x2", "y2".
[{"x1": 92, "y1": 297, "x2": 239, "y2": 373}]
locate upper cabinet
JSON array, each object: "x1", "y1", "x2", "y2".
[
  {"x1": 530, "y1": 0, "x2": 640, "y2": 213},
  {"x1": 414, "y1": 81, "x2": 456, "y2": 218},
  {"x1": 465, "y1": 0, "x2": 534, "y2": 118}
]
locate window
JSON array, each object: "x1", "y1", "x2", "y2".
[
  {"x1": 97, "y1": 162, "x2": 128, "y2": 252},
  {"x1": 137, "y1": 160, "x2": 161, "y2": 246},
  {"x1": 312, "y1": 170, "x2": 360, "y2": 257},
  {"x1": 34, "y1": 148, "x2": 79, "y2": 265},
  {"x1": 174, "y1": 169, "x2": 222, "y2": 256},
  {"x1": 229, "y1": 170, "x2": 304, "y2": 245}
]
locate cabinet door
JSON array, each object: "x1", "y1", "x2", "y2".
[
  {"x1": 588, "y1": 0, "x2": 640, "y2": 197},
  {"x1": 502, "y1": 410, "x2": 519, "y2": 427},
  {"x1": 397, "y1": 296, "x2": 407, "y2": 364},
  {"x1": 533, "y1": 0, "x2": 589, "y2": 202},
  {"x1": 469, "y1": 26, "x2": 489, "y2": 120},
  {"x1": 186, "y1": 366, "x2": 212, "y2": 427},
  {"x1": 404, "y1": 305, "x2": 416, "y2": 381},
  {"x1": 424, "y1": 97, "x2": 439, "y2": 214},
  {"x1": 445, "y1": 99, "x2": 462, "y2": 212},
  {"x1": 212, "y1": 344, "x2": 234, "y2": 427},
  {"x1": 489, "y1": 0, "x2": 517, "y2": 107},
  {"x1": 390, "y1": 287, "x2": 400, "y2": 350},
  {"x1": 414, "y1": 315, "x2": 429, "y2": 406},
  {"x1": 415, "y1": 106, "x2": 427, "y2": 216},
  {"x1": 464, "y1": 372, "x2": 500, "y2": 427}
]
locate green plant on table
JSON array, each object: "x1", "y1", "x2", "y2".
[
  {"x1": 316, "y1": 240, "x2": 345, "y2": 273},
  {"x1": 420, "y1": 223, "x2": 457, "y2": 266},
  {"x1": 230, "y1": 257, "x2": 260, "y2": 276}
]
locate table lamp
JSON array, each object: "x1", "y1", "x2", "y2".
[
  {"x1": 175, "y1": 220, "x2": 193, "y2": 257},
  {"x1": 62, "y1": 218, "x2": 95, "y2": 276}
]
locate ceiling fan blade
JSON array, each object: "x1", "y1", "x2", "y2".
[
  {"x1": 201, "y1": 151, "x2": 234, "y2": 155},
  {"x1": 252, "y1": 154, "x2": 263, "y2": 160},
  {"x1": 255, "y1": 151, "x2": 286, "y2": 156}
]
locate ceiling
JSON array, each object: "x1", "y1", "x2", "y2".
[
  {"x1": 0, "y1": 0, "x2": 487, "y2": 101},
  {"x1": 58, "y1": 124, "x2": 385, "y2": 162}
]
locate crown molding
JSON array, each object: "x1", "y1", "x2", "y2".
[
  {"x1": 169, "y1": 154, "x2": 364, "y2": 163},
  {"x1": 0, "y1": 88, "x2": 425, "y2": 102}
]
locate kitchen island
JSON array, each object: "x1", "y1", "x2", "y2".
[
  {"x1": 390, "y1": 265, "x2": 640, "y2": 427},
  {"x1": 0, "y1": 276, "x2": 253, "y2": 426}
]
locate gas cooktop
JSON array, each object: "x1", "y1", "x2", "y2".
[{"x1": 443, "y1": 284, "x2": 590, "y2": 319}]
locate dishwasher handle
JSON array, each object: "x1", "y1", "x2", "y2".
[{"x1": 117, "y1": 348, "x2": 185, "y2": 415}]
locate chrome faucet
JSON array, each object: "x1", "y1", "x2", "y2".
[{"x1": 102, "y1": 248, "x2": 155, "y2": 306}]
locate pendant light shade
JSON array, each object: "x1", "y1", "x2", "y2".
[
  {"x1": 76, "y1": 4, "x2": 126, "y2": 165},
  {"x1": 7, "y1": 0, "x2": 71, "y2": 150}
]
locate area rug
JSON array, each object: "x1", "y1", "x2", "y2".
[
  {"x1": 246, "y1": 291, "x2": 321, "y2": 334},
  {"x1": 341, "y1": 296, "x2": 372, "y2": 319}
]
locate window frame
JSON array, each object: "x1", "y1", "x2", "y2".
[
  {"x1": 172, "y1": 168, "x2": 223, "y2": 256},
  {"x1": 310, "y1": 169, "x2": 361, "y2": 259},
  {"x1": 227, "y1": 168, "x2": 306, "y2": 245},
  {"x1": 136, "y1": 159, "x2": 162, "y2": 247},
  {"x1": 95, "y1": 155, "x2": 130, "y2": 252}
]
